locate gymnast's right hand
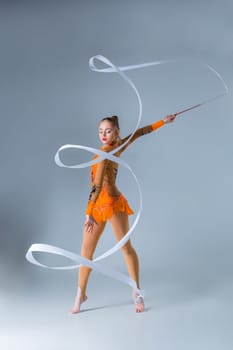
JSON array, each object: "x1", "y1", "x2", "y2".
[{"x1": 84, "y1": 215, "x2": 97, "y2": 233}]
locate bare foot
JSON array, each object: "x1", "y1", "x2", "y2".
[
  {"x1": 69, "y1": 287, "x2": 88, "y2": 314},
  {"x1": 132, "y1": 289, "x2": 145, "y2": 313}
]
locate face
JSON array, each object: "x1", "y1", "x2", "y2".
[{"x1": 99, "y1": 120, "x2": 119, "y2": 146}]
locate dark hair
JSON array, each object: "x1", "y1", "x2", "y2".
[{"x1": 100, "y1": 115, "x2": 120, "y2": 130}]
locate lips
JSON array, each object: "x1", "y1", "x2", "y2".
[{"x1": 102, "y1": 138, "x2": 107, "y2": 141}]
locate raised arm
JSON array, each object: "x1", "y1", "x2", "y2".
[{"x1": 119, "y1": 114, "x2": 176, "y2": 154}]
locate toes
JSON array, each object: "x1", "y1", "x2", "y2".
[
  {"x1": 70, "y1": 308, "x2": 79, "y2": 314},
  {"x1": 135, "y1": 302, "x2": 144, "y2": 313},
  {"x1": 70, "y1": 308, "x2": 80, "y2": 314}
]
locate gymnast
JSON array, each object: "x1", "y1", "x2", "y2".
[{"x1": 70, "y1": 113, "x2": 176, "y2": 314}]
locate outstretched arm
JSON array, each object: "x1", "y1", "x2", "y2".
[{"x1": 119, "y1": 114, "x2": 176, "y2": 153}]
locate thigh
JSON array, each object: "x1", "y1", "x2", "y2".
[
  {"x1": 81, "y1": 220, "x2": 106, "y2": 256},
  {"x1": 109, "y1": 211, "x2": 130, "y2": 242}
]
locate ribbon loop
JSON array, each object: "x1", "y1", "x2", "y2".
[{"x1": 25, "y1": 55, "x2": 228, "y2": 298}]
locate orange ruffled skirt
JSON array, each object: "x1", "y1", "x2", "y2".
[{"x1": 86, "y1": 188, "x2": 134, "y2": 223}]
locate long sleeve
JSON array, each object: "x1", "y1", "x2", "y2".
[
  {"x1": 119, "y1": 119, "x2": 165, "y2": 154},
  {"x1": 86, "y1": 159, "x2": 108, "y2": 216}
]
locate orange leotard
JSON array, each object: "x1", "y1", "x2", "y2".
[{"x1": 86, "y1": 119, "x2": 165, "y2": 222}]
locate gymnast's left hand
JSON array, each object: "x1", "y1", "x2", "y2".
[
  {"x1": 164, "y1": 114, "x2": 176, "y2": 123},
  {"x1": 84, "y1": 215, "x2": 97, "y2": 233}
]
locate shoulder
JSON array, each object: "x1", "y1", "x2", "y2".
[{"x1": 96, "y1": 146, "x2": 110, "y2": 166}]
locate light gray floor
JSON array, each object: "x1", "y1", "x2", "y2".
[{"x1": 1, "y1": 273, "x2": 233, "y2": 350}]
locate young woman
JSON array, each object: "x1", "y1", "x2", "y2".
[{"x1": 70, "y1": 113, "x2": 176, "y2": 314}]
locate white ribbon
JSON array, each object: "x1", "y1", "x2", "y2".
[{"x1": 25, "y1": 55, "x2": 228, "y2": 298}]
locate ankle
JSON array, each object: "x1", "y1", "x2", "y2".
[
  {"x1": 133, "y1": 287, "x2": 144, "y2": 298},
  {"x1": 77, "y1": 286, "x2": 86, "y2": 299}
]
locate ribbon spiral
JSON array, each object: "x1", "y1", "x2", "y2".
[{"x1": 25, "y1": 55, "x2": 228, "y2": 297}]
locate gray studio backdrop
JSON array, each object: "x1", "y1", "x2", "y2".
[{"x1": 0, "y1": 1, "x2": 233, "y2": 349}]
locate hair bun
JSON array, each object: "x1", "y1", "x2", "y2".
[{"x1": 111, "y1": 115, "x2": 120, "y2": 129}]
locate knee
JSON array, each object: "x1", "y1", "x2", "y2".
[{"x1": 121, "y1": 242, "x2": 135, "y2": 255}]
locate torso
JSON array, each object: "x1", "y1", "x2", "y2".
[{"x1": 91, "y1": 143, "x2": 122, "y2": 197}]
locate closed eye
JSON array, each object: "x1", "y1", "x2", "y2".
[{"x1": 99, "y1": 129, "x2": 113, "y2": 134}]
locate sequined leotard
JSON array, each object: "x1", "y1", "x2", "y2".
[{"x1": 86, "y1": 119, "x2": 165, "y2": 222}]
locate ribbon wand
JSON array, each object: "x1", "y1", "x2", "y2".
[
  {"x1": 174, "y1": 90, "x2": 228, "y2": 117},
  {"x1": 174, "y1": 103, "x2": 201, "y2": 117}
]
